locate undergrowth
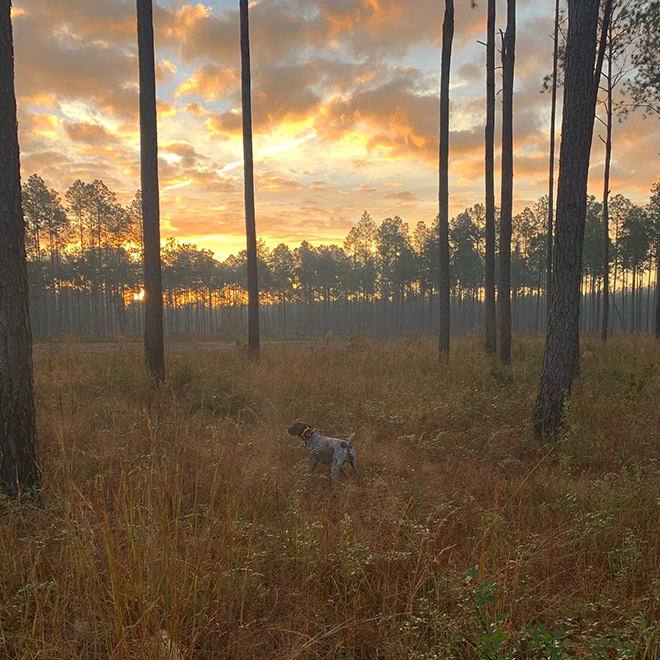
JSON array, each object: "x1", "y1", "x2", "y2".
[{"x1": 1, "y1": 335, "x2": 659, "y2": 658}]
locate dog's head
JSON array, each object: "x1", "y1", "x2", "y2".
[{"x1": 288, "y1": 421, "x2": 312, "y2": 439}]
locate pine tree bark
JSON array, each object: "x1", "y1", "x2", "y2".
[
  {"x1": 438, "y1": 0, "x2": 454, "y2": 357},
  {"x1": 601, "y1": 27, "x2": 613, "y2": 341},
  {"x1": 547, "y1": 0, "x2": 560, "y2": 324},
  {"x1": 484, "y1": 0, "x2": 497, "y2": 354},
  {"x1": 0, "y1": 2, "x2": 40, "y2": 497},
  {"x1": 533, "y1": 0, "x2": 602, "y2": 439},
  {"x1": 656, "y1": 226, "x2": 660, "y2": 339},
  {"x1": 137, "y1": 0, "x2": 165, "y2": 381},
  {"x1": 499, "y1": 0, "x2": 515, "y2": 365},
  {"x1": 240, "y1": 0, "x2": 260, "y2": 360}
]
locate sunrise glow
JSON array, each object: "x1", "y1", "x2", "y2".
[{"x1": 11, "y1": 0, "x2": 660, "y2": 260}]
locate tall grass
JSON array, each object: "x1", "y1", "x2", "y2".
[{"x1": 1, "y1": 335, "x2": 660, "y2": 658}]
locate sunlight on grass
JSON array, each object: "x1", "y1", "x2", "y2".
[{"x1": 1, "y1": 336, "x2": 659, "y2": 658}]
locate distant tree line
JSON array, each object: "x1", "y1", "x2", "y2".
[{"x1": 22, "y1": 174, "x2": 660, "y2": 339}]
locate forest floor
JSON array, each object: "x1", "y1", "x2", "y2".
[
  {"x1": 2, "y1": 334, "x2": 660, "y2": 659},
  {"x1": 30, "y1": 335, "x2": 414, "y2": 356}
]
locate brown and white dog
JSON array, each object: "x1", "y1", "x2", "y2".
[{"x1": 287, "y1": 421, "x2": 360, "y2": 482}]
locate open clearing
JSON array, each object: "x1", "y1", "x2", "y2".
[{"x1": 2, "y1": 336, "x2": 660, "y2": 658}]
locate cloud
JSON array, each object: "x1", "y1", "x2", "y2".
[
  {"x1": 15, "y1": 0, "x2": 137, "y2": 43},
  {"x1": 64, "y1": 121, "x2": 120, "y2": 145},
  {"x1": 186, "y1": 102, "x2": 207, "y2": 117},
  {"x1": 13, "y1": 11, "x2": 136, "y2": 110},
  {"x1": 457, "y1": 61, "x2": 483, "y2": 86},
  {"x1": 161, "y1": 141, "x2": 205, "y2": 169},
  {"x1": 203, "y1": 58, "x2": 381, "y2": 139},
  {"x1": 310, "y1": 180, "x2": 334, "y2": 192},
  {"x1": 175, "y1": 64, "x2": 239, "y2": 101},
  {"x1": 21, "y1": 112, "x2": 60, "y2": 140},
  {"x1": 256, "y1": 175, "x2": 305, "y2": 192},
  {"x1": 21, "y1": 149, "x2": 72, "y2": 175},
  {"x1": 164, "y1": 2, "x2": 318, "y2": 67},
  {"x1": 383, "y1": 190, "x2": 419, "y2": 202},
  {"x1": 160, "y1": 0, "x2": 482, "y2": 73}
]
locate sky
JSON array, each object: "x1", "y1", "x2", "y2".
[{"x1": 12, "y1": 0, "x2": 660, "y2": 260}]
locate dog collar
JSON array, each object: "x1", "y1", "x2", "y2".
[{"x1": 300, "y1": 426, "x2": 314, "y2": 442}]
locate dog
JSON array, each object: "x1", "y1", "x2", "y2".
[{"x1": 287, "y1": 421, "x2": 360, "y2": 482}]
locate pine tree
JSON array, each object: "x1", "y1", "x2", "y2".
[
  {"x1": 533, "y1": 0, "x2": 609, "y2": 439},
  {"x1": 499, "y1": 0, "x2": 516, "y2": 364},
  {"x1": 240, "y1": 0, "x2": 260, "y2": 359},
  {"x1": 137, "y1": 0, "x2": 165, "y2": 380},
  {"x1": 0, "y1": 1, "x2": 40, "y2": 497},
  {"x1": 484, "y1": 0, "x2": 497, "y2": 353},
  {"x1": 438, "y1": 0, "x2": 454, "y2": 357}
]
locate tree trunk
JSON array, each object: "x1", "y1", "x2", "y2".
[
  {"x1": 547, "y1": 0, "x2": 560, "y2": 324},
  {"x1": 591, "y1": 274, "x2": 596, "y2": 332},
  {"x1": 631, "y1": 265, "x2": 637, "y2": 333},
  {"x1": 137, "y1": 0, "x2": 165, "y2": 381},
  {"x1": 533, "y1": 0, "x2": 603, "y2": 439},
  {"x1": 484, "y1": 0, "x2": 497, "y2": 354},
  {"x1": 0, "y1": 3, "x2": 40, "y2": 497},
  {"x1": 90, "y1": 239, "x2": 101, "y2": 337},
  {"x1": 656, "y1": 223, "x2": 660, "y2": 339},
  {"x1": 601, "y1": 22, "x2": 613, "y2": 341},
  {"x1": 623, "y1": 273, "x2": 627, "y2": 330},
  {"x1": 438, "y1": 0, "x2": 454, "y2": 357},
  {"x1": 499, "y1": 0, "x2": 516, "y2": 365},
  {"x1": 240, "y1": 0, "x2": 260, "y2": 359}
]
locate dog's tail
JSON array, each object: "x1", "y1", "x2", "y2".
[{"x1": 347, "y1": 433, "x2": 356, "y2": 448}]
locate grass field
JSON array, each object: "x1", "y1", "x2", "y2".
[{"x1": 2, "y1": 334, "x2": 660, "y2": 659}]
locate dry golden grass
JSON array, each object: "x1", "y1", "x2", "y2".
[{"x1": 2, "y1": 334, "x2": 660, "y2": 658}]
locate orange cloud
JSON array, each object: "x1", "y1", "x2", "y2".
[
  {"x1": 157, "y1": 99, "x2": 176, "y2": 118},
  {"x1": 186, "y1": 102, "x2": 207, "y2": 117},
  {"x1": 64, "y1": 121, "x2": 120, "y2": 145},
  {"x1": 24, "y1": 113, "x2": 60, "y2": 139},
  {"x1": 256, "y1": 175, "x2": 304, "y2": 193},
  {"x1": 175, "y1": 65, "x2": 238, "y2": 101},
  {"x1": 383, "y1": 190, "x2": 419, "y2": 203}
]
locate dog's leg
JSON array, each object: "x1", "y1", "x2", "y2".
[
  {"x1": 329, "y1": 455, "x2": 345, "y2": 497},
  {"x1": 309, "y1": 457, "x2": 319, "y2": 472},
  {"x1": 331, "y1": 454, "x2": 344, "y2": 480},
  {"x1": 350, "y1": 451, "x2": 361, "y2": 483}
]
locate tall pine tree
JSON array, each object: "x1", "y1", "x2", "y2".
[{"x1": 0, "y1": 1, "x2": 40, "y2": 497}]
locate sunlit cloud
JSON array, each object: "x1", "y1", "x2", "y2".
[
  {"x1": 262, "y1": 131, "x2": 317, "y2": 156},
  {"x1": 163, "y1": 180, "x2": 193, "y2": 191},
  {"x1": 216, "y1": 132, "x2": 318, "y2": 174},
  {"x1": 161, "y1": 153, "x2": 183, "y2": 165},
  {"x1": 217, "y1": 159, "x2": 244, "y2": 174}
]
